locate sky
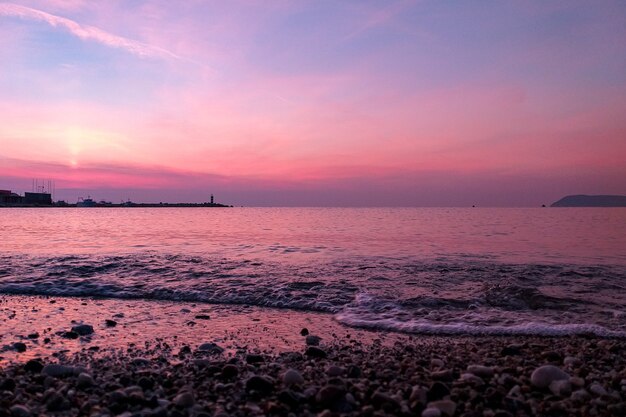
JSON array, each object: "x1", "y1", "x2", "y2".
[{"x1": 1, "y1": 0, "x2": 625, "y2": 206}]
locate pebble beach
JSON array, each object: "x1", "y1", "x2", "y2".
[{"x1": 1, "y1": 295, "x2": 625, "y2": 417}]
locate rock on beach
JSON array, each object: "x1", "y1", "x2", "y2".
[
  {"x1": 531, "y1": 365, "x2": 570, "y2": 389},
  {"x1": 282, "y1": 369, "x2": 304, "y2": 386},
  {"x1": 71, "y1": 324, "x2": 94, "y2": 336}
]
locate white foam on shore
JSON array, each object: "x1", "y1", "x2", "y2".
[{"x1": 334, "y1": 312, "x2": 626, "y2": 338}]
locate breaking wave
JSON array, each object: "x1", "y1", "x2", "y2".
[{"x1": 0, "y1": 252, "x2": 624, "y2": 337}]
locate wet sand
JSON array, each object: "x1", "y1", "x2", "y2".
[{"x1": 1, "y1": 295, "x2": 625, "y2": 416}]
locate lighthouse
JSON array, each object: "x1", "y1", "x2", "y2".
[{"x1": 210, "y1": 194, "x2": 214, "y2": 204}]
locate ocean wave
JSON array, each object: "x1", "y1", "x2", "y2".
[
  {"x1": 334, "y1": 314, "x2": 626, "y2": 338},
  {"x1": 0, "y1": 252, "x2": 624, "y2": 337},
  {"x1": 335, "y1": 293, "x2": 626, "y2": 338}
]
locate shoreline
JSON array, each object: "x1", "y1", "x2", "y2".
[{"x1": 1, "y1": 295, "x2": 625, "y2": 416}]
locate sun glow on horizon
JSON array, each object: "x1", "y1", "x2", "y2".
[{"x1": 1, "y1": 0, "x2": 625, "y2": 205}]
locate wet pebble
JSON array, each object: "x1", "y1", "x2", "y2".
[
  {"x1": 12, "y1": 342, "x2": 27, "y2": 352},
  {"x1": 24, "y1": 360, "x2": 43, "y2": 373},
  {"x1": 305, "y1": 346, "x2": 327, "y2": 358},
  {"x1": 306, "y1": 335, "x2": 322, "y2": 346},
  {"x1": 246, "y1": 353, "x2": 264, "y2": 364},
  {"x1": 198, "y1": 342, "x2": 224, "y2": 354},
  {"x1": 71, "y1": 324, "x2": 94, "y2": 336}
]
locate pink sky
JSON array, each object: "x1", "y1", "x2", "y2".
[{"x1": 1, "y1": 0, "x2": 625, "y2": 206}]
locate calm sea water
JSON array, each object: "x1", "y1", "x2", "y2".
[{"x1": 1, "y1": 208, "x2": 625, "y2": 337}]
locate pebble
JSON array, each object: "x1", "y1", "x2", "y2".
[
  {"x1": 431, "y1": 358, "x2": 444, "y2": 368},
  {"x1": 131, "y1": 357, "x2": 151, "y2": 366},
  {"x1": 173, "y1": 391, "x2": 195, "y2": 408},
  {"x1": 45, "y1": 391, "x2": 69, "y2": 411},
  {"x1": 105, "y1": 319, "x2": 117, "y2": 327},
  {"x1": 246, "y1": 375, "x2": 275, "y2": 394},
  {"x1": 316, "y1": 384, "x2": 346, "y2": 407},
  {"x1": 508, "y1": 385, "x2": 522, "y2": 398},
  {"x1": 428, "y1": 400, "x2": 457, "y2": 416},
  {"x1": 563, "y1": 356, "x2": 581, "y2": 367},
  {"x1": 137, "y1": 376, "x2": 155, "y2": 390},
  {"x1": 371, "y1": 391, "x2": 400, "y2": 410},
  {"x1": 283, "y1": 369, "x2": 304, "y2": 386},
  {"x1": 410, "y1": 386, "x2": 428, "y2": 406},
  {"x1": 77, "y1": 372, "x2": 94, "y2": 388},
  {"x1": 467, "y1": 364, "x2": 494, "y2": 378},
  {"x1": 501, "y1": 344, "x2": 523, "y2": 356},
  {"x1": 306, "y1": 335, "x2": 322, "y2": 346},
  {"x1": 198, "y1": 343, "x2": 224, "y2": 354},
  {"x1": 549, "y1": 379, "x2": 572, "y2": 396},
  {"x1": 589, "y1": 383, "x2": 607, "y2": 396},
  {"x1": 570, "y1": 376, "x2": 585, "y2": 387},
  {"x1": 24, "y1": 360, "x2": 43, "y2": 373},
  {"x1": 431, "y1": 369, "x2": 453, "y2": 381},
  {"x1": 428, "y1": 381, "x2": 450, "y2": 401},
  {"x1": 422, "y1": 408, "x2": 441, "y2": 417},
  {"x1": 221, "y1": 364, "x2": 238, "y2": 379},
  {"x1": 460, "y1": 373, "x2": 485, "y2": 386},
  {"x1": 300, "y1": 328, "x2": 309, "y2": 336},
  {"x1": 42, "y1": 364, "x2": 75, "y2": 378},
  {"x1": 71, "y1": 324, "x2": 94, "y2": 336},
  {"x1": 9, "y1": 405, "x2": 31, "y2": 417},
  {"x1": 571, "y1": 389, "x2": 591, "y2": 402},
  {"x1": 347, "y1": 365, "x2": 361, "y2": 378},
  {"x1": 246, "y1": 354, "x2": 264, "y2": 364},
  {"x1": 305, "y1": 346, "x2": 327, "y2": 358},
  {"x1": 12, "y1": 342, "x2": 27, "y2": 352},
  {"x1": 530, "y1": 365, "x2": 569, "y2": 389},
  {"x1": 326, "y1": 365, "x2": 344, "y2": 376}
]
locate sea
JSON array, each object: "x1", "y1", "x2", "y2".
[{"x1": 1, "y1": 207, "x2": 625, "y2": 338}]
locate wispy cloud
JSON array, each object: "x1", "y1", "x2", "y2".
[{"x1": 0, "y1": 2, "x2": 179, "y2": 59}]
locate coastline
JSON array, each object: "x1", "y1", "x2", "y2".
[{"x1": 1, "y1": 295, "x2": 625, "y2": 416}]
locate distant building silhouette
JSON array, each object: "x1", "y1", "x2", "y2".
[
  {"x1": 1, "y1": 190, "x2": 52, "y2": 206},
  {"x1": 24, "y1": 192, "x2": 52, "y2": 205},
  {"x1": 0, "y1": 190, "x2": 24, "y2": 205}
]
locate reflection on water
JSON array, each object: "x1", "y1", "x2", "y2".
[
  {"x1": 1, "y1": 207, "x2": 625, "y2": 264},
  {"x1": 0, "y1": 208, "x2": 625, "y2": 337}
]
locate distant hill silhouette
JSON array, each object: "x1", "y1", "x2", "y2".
[{"x1": 551, "y1": 195, "x2": 626, "y2": 207}]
